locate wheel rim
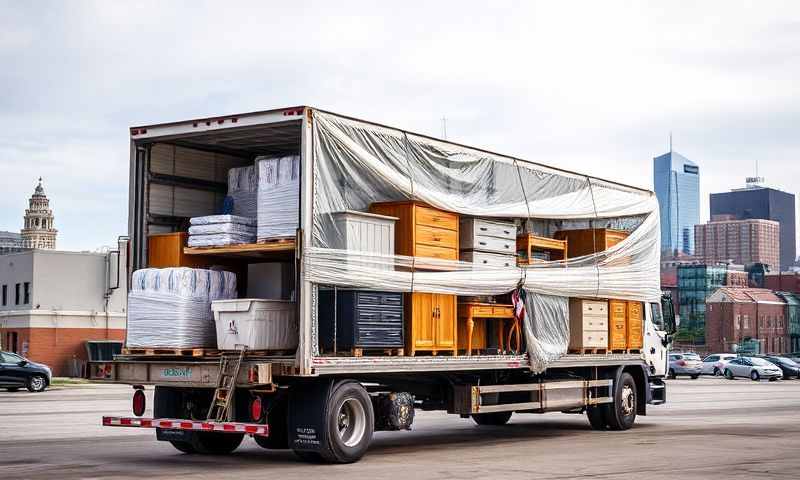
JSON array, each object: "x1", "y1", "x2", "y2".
[
  {"x1": 336, "y1": 398, "x2": 366, "y2": 448},
  {"x1": 31, "y1": 377, "x2": 44, "y2": 391},
  {"x1": 621, "y1": 384, "x2": 635, "y2": 416}
]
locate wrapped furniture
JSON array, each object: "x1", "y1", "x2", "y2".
[
  {"x1": 126, "y1": 267, "x2": 237, "y2": 348},
  {"x1": 188, "y1": 215, "x2": 256, "y2": 247},
  {"x1": 227, "y1": 165, "x2": 259, "y2": 219},
  {"x1": 257, "y1": 155, "x2": 300, "y2": 241}
]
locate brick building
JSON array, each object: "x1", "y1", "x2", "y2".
[
  {"x1": 706, "y1": 287, "x2": 787, "y2": 355},
  {"x1": 694, "y1": 217, "x2": 780, "y2": 272},
  {"x1": 765, "y1": 272, "x2": 800, "y2": 294},
  {"x1": 0, "y1": 241, "x2": 127, "y2": 376}
]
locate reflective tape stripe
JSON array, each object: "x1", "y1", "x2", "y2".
[{"x1": 102, "y1": 417, "x2": 269, "y2": 436}]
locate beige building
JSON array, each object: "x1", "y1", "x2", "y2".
[
  {"x1": 20, "y1": 178, "x2": 57, "y2": 249},
  {"x1": 694, "y1": 216, "x2": 780, "y2": 271}
]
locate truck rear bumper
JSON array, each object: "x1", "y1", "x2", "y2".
[{"x1": 102, "y1": 416, "x2": 269, "y2": 436}]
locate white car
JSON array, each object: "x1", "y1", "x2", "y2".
[
  {"x1": 723, "y1": 356, "x2": 783, "y2": 381},
  {"x1": 701, "y1": 353, "x2": 737, "y2": 376}
]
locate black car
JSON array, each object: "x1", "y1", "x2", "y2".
[
  {"x1": 760, "y1": 356, "x2": 800, "y2": 380},
  {"x1": 0, "y1": 351, "x2": 52, "y2": 392}
]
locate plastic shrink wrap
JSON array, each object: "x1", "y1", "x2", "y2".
[
  {"x1": 228, "y1": 165, "x2": 259, "y2": 219},
  {"x1": 257, "y1": 155, "x2": 300, "y2": 240},
  {"x1": 188, "y1": 215, "x2": 256, "y2": 246},
  {"x1": 187, "y1": 233, "x2": 256, "y2": 247},
  {"x1": 306, "y1": 111, "x2": 661, "y2": 371},
  {"x1": 126, "y1": 268, "x2": 237, "y2": 348},
  {"x1": 190, "y1": 215, "x2": 256, "y2": 226}
]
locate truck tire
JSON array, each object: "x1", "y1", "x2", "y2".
[
  {"x1": 294, "y1": 380, "x2": 374, "y2": 464},
  {"x1": 169, "y1": 441, "x2": 197, "y2": 454},
  {"x1": 472, "y1": 411, "x2": 512, "y2": 426},
  {"x1": 586, "y1": 405, "x2": 608, "y2": 430},
  {"x1": 254, "y1": 395, "x2": 289, "y2": 450},
  {"x1": 605, "y1": 372, "x2": 637, "y2": 431}
]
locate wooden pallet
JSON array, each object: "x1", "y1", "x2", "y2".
[
  {"x1": 610, "y1": 349, "x2": 642, "y2": 355},
  {"x1": 346, "y1": 347, "x2": 405, "y2": 357},
  {"x1": 256, "y1": 237, "x2": 295, "y2": 246},
  {"x1": 568, "y1": 348, "x2": 608, "y2": 355},
  {"x1": 122, "y1": 347, "x2": 217, "y2": 357}
]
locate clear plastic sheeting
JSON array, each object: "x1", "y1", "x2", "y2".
[
  {"x1": 520, "y1": 292, "x2": 570, "y2": 372},
  {"x1": 257, "y1": 155, "x2": 300, "y2": 240},
  {"x1": 188, "y1": 233, "x2": 256, "y2": 247},
  {"x1": 127, "y1": 268, "x2": 237, "y2": 348},
  {"x1": 189, "y1": 215, "x2": 256, "y2": 247},
  {"x1": 307, "y1": 110, "x2": 661, "y2": 370},
  {"x1": 190, "y1": 215, "x2": 256, "y2": 227},
  {"x1": 188, "y1": 223, "x2": 256, "y2": 236}
]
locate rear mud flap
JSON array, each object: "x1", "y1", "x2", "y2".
[{"x1": 287, "y1": 379, "x2": 334, "y2": 452}]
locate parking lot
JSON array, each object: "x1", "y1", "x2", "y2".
[{"x1": 1, "y1": 377, "x2": 799, "y2": 480}]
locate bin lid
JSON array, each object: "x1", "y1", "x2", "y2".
[{"x1": 211, "y1": 298, "x2": 295, "y2": 312}]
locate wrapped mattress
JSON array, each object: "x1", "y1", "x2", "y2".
[
  {"x1": 126, "y1": 268, "x2": 237, "y2": 348},
  {"x1": 257, "y1": 155, "x2": 300, "y2": 240},
  {"x1": 188, "y1": 214, "x2": 256, "y2": 247},
  {"x1": 228, "y1": 165, "x2": 259, "y2": 219}
]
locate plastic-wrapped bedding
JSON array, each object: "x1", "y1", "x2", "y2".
[
  {"x1": 188, "y1": 223, "x2": 256, "y2": 236},
  {"x1": 306, "y1": 111, "x2": 662, "y2": 371},
  {"x1": 188, "y1": 233, "x2": 256, "y2": 247},
  {"x1": 257, "y1": 155, "x2": 300, "y2": 240},
  {"x1": 228, "y1": 165, "x2": 259, "y2": 218},
  {"x1": 127, "y1": 268, "x2": 237, "y2": 348},
  {"x1": 190, "y1": 215, "x2": 256, "y2": 226}
]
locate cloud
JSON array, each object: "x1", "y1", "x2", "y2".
[{"x1": 0, "y1": 1, "x2": 798, "y2": 253}]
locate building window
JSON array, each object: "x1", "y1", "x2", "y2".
[
  {"x1": 23, "y1": 282, "x2": 30, "y2": 305},
  {"x1": 1, "y1": 285, "x2": 6, "y2": 306},
  {"x1": 743, "y1": 315, "x2": 749, "y2": 329},
  {"x1": 15, "y1": 283, "x2": 20, "y2": 305}
]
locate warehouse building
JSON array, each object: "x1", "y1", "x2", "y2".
[
  {"x1": 0, "y1": 242, "x2": 127, "y2": 376},
  {"x1": 705, "y1": 287, "x2": 787, "y2": 355}
]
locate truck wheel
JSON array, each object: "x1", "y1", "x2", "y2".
[
  {"x1": 586, "y1": 405, "x2": 608, "y2": 430},
  {"x1": 472, "y1": 411, "x2": 512, "y2": 426},
  {"x1": 606, "y1": 372, "x2": 637, "y2": 431},
  {"x1": 254, "y1": 395, "x2": 289, "y2": 450},
  {"x1": 169, "y1": 441, "x2": 197, "y2": 454},
  {"x1": 315, "y1": 381, "x2": 374, "y2": 463}
]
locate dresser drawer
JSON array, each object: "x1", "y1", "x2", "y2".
[
  {"x1": 463, "y1": 235, "x2": 515, "y2": 254},
  {"x1": 582, "y1": 315, "x2": 607, "y2": 331},
  {"x1": 416, "y1": 205, "x2": 458, "y2": 231},
  {"x1": 416, "y1": 224, "x2": 458, "y2": 249},
  {"x1": 355, "y1": 325, "x2": 403, "y2": 347},
  {"x1": 460, "y1": 218, "x2": 516, "y2": 242},
  {"x1": 355, "y1": 291, "x2": 403, "y2": 308},
  {"x1": 414, "y1": 242, "x2": 458, "y2": 260},
  {"x1": 494, "y1": 306, "x2": 514, "y2": 316},
  {"x1": 580, "y1": 330, "x2": 607, "y2": 348},
  {"x1": 581, "y1": 300, "x2": 608, "y2": 316},
  {"x1": 471, "y1": 305, "x2": 495, "y2": 316},
  {"x1": 354, "y1": 308, "x2": 403, "y2": 325},
  {"x1": 460, "y1": 250, "x2": 516, "y2": 268}
]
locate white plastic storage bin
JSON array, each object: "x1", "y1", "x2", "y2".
[
  {"x1": 212, "y1": 299, "x2": 298, "y2": 351},
  {"x1": 329, "y1": 210, "x2": 397, "y2": 254}
]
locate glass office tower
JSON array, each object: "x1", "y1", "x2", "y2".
[{"x1": 654, "y1": 151, "x2": 700, "y2": 255}]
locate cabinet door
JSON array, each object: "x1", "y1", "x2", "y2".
[
  {"x1": 410, "y1": 293, "x2": 435, "y2": 349},
  {"x1": 433, "y1": 294, "x2": 457, "y2": 349}
]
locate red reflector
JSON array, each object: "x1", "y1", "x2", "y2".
[
  {"x1": 132, "y1": 389, "x2": 146, "y2": 417},
  {"x1": 250, "y1": 396, "x2": 263, "y2": 422},
  {"x1": 217, "y1": 119, "x2": 224, "y2": 124}
]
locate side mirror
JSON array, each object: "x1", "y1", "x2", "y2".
[
  {"x1": 17, "y1": 360, "x2": 28, "y2": 367},
  {"x1": 661, "y1": 293, "x2": 678, "y2": 335}
]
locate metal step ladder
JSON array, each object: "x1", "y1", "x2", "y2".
[{"x1": 207, "y1": 347, "x2": 246, "y2": 422}]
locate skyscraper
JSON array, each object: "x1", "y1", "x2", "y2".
[
  {"x1": 653, "y1": 150, "x2": 700, "y2": 255},
  {"x1": 710, "y1": 179, "x2": 796, "y2": 270}
]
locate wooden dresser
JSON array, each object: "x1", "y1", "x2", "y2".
[
  {"x1": 568, "y1": 298, "x2": 609, "y2": 352},
  {"x1": 553, "y1": 228, "x2": 629, "y2": 258},
  {"x1": 627, "y1": 301, "x2": 643, "y2": 350},
  {"x1": 369, "y1": 201, "x2": 459, "y2": 355},
  {"x1": 608, "y1": 299, "x2": 643, "y2": 351},
  {"x1": 148, "y1": 232, "x2": 210, "y2": 268},
  {"x1": 318, "y1": 289, "x2": 404, "y2": 355}
]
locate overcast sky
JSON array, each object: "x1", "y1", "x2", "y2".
[{"x1": 1, "y1": 1, "x2": 798, "y2": 253}]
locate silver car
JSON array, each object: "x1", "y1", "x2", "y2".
[
  {"x1": 701, "y1": 353, "x2": 737, "y2": 376},
  {"x1": 723, "y1": 356, "x2": 783, "y2": 381},
  {"x1": 668, "y1": 352, "x2": 702, "y2": 379}
]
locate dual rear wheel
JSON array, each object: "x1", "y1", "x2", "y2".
[{"x1": 586, "y1": 372, "x2": 637, "y2": 431}]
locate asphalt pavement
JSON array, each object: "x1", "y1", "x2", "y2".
[{"x1": 1, "y1": 377, "x2": 799, "y2": 479}]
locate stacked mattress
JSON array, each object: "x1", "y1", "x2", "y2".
[
  {"x1": 257, "y1": 155, "x2": 300, "y2": 241},
  {"x1": 127, "y1": 267, "x2": 238, "y2": 348},
  {"x1": 228, "y1": 165, "x2": 258, "y2": 218},
  {"x1": 188, "y1": 215, "x2": 256, "y2": 247}
]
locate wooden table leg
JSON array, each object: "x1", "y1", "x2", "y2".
[
  {"x1": 497, "y1": 319, "x2": 505, "y2": 354},
  {"x1": 467, "y1": 314, "x2": 474, "y2": 356}
]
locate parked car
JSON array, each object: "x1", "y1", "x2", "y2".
[
  {"x1": 0, "y1": 351, "x2": 52, "y2": 392},
  {"x1": 668, "y1": 352, "x2": 702, "y2": 379},
  {"x1": 700, "y1": 353, "x2": 738, "y2": 376},
  {"x1": 723, "y1": 356, "x2": 783, "y2": 381},
  {"x1": 757, "y1": 356, "x2": 800, "y2": 379}
]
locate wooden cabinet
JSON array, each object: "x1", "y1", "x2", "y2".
[
  {"x1": 517, "y1": 234, "x2": 568, "y2": 264},
  {"x1": 369, "y1": 201, "x2": 459, "y2": 261},
  {"x1": 370, "y1": 201, "x2": 459, "y2": 356},
  {"x1": 608, "y1": 299, "x2": 627, "y2": 350},
  {"x1": 148, "y1": 232, "x2": 210, "y2": 268},
  {"x1": 627, "y1": 301, "x2": 643, "y2": 350},
  {"x1": 553, "y1": 228, "x2": 629, "y2": 258},
  {"x1": 407, "y1": 292, "x2": 456, "y2": 355},
  {"x1": 318, "y1": 290, "x2": 404, "y2": 354},
  {"x1": 569, "y1": 298, "x2": 609, "y2": 351}
]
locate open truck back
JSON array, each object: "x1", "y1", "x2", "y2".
[{"x1": 102, "y1": 106, "x2": 674, "y2": 462}]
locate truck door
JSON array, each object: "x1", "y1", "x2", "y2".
[{"x1": 644, "y1": 302, "x2": 668, "y2": 377}]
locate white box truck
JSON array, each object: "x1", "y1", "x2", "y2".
[{"x1": 102, "y1": 106, "x2": 675, "y2": 463}]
